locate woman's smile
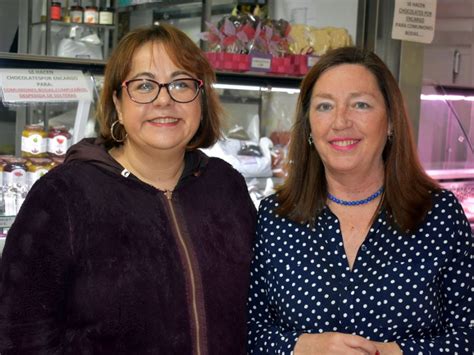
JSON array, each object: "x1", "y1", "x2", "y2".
[
  {"x1": 329, "y1": 138, "x2": 361, "y2": 150},
  {"x1": 147, "y1": 117, "x2": 180, "y2": 126}
]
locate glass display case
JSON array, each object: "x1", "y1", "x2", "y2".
[
  {"x1": 418, "y1": 82, "x2": 474, "y2": 229},
  {"x1": 0, "y1": 55, "x2": 105, "y2": 244}
]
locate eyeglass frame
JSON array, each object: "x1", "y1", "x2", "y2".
[{"x1": 120, "y1": 77, "x2": 204, "y2": 104}]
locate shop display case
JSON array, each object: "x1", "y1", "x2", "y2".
[
  {"x1": 0, "y1": 54, "x2": 105, "y2": 243},
  {"x1": 23, "y1": 0, "x2": 118, "y2": 60},
  {"x1": 419, "y1": 83, "x2": 474, "y2": 230}
]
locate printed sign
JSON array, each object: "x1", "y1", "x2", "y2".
[
  {"x1": 392, "y1": 0, "x2": 437, "y2": 44},
  {"x1": 0, "y1": 69, "x2": 92, "y2": 103}
]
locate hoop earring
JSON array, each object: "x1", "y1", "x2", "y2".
[
  {"x1": 110, "y1": 120, "x2": 127, "y2": 143},
  {"x1": 308, "y1": 133, "x2": 314, "y2": 146}
]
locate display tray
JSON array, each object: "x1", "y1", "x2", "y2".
[
  {"x1": 439, "y1": 180, "x2": 474, "y2": 226},
  {"x1": 426, "y1": 169, "x2": 474, "y2": 234},
  {"x1": 429, "y1": 169, "x2": 474, "y2": 231}
]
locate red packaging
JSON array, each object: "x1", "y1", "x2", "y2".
[
  {"x1": 270, "y1": 56, "x2": 293, "y2": 75},
  {"x1": 270, "y1": 55, "x2": 319, "y2": 76},
  {"x1": 51, "y1": 2, "x2": 62, "y2": 20},
  {"x1": 205, "y1": 52, "x2": 250, "y2": 72},
  {"x1": 291, "y1": 54, "x2": 310, "y2": 76}
]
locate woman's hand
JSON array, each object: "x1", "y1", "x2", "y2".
[
  {"x1": 294, "y1": 332, "x2": 379, "y2": 355},
  {"x1": 371, "y1": 341, "x2": 402, "y2": 355}
]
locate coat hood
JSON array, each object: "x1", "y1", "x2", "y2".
[{"x1": 64, "y1": 137, "x2": 209, "y2": 185}]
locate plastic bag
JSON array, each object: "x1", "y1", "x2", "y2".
[
  {"x1": 57, "y1": 32, "x2": 103, "y2": 60},
  {"x1": 201, "y1": 137, "x2": 273, "y2": 178}
]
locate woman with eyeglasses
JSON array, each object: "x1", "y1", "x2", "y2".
[{"x1": 0, "y1": 24, "x2": 256, "y2": 354}]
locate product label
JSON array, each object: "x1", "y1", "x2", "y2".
[
  {"x1": 84, "y1": 11, "x2": 98, "y2": 24},
  {"x1": 27, "y1": 169, "x2": 49, "y2": 187},
  {"x1": 21, "y1": 134, "x2": 47, "y2": 155},
  {"x1": 99, "y1": 12, "x2": 113, "y2": 25},
  {"x1": 71, "y1": 11, "x2": 83, "y2": 23},
  {"x1": 307, "y1": 56, "x2": 319, "y2": 68},
  {"x1": 48, "y1": 134, "x2": 71, "y2": 156},
  {"x1": 4, "y1": 169, "x2": 27, "y2": 186},
  {"x1": 250, "y1": 55, "x2": 272, "y2": 72},
  {"x1": 4, "y1": 193, "x2": 16, "y2": 216}
]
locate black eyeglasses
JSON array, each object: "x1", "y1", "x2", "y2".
[{"x1": 121, "y1": 78, "x2": 203, "y2": 104}]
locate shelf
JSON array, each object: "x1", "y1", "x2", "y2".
[
  {"x1": 215, "y1": 70, "x2": 302, "y2": 90},
  {"x1": 117, "y1": 0, "x2": 202, "y2": 12},
  {"x1": 31, "y1": 21, "x2": 115, "y2": 30}
]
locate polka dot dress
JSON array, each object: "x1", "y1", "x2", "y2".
[{"x1": 247, "y1": 190, "x2": 474, "y2": 354}]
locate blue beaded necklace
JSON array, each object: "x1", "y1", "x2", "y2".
[{"x1": 327, "y1": 186, "x2": 384, "y2": 206}]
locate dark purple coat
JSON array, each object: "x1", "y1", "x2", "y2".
[{"x1": 0, "y1": 138, "x2": 256, "y2": 354}]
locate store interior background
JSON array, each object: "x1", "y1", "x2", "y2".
[{"x1": 0, "y1": 0, "x2": 474, "y2": 229}]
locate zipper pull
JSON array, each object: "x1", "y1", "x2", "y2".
[{"x1": 164, "y1": 190, "x2": 173, "y2": 200}]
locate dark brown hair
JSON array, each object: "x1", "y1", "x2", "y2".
[
  {"x1": 97, "y1": 23, "x2": 222, "y2": 149},
  {"x1": 277, "y1": 46, "x2": 440, "y2": 232}
]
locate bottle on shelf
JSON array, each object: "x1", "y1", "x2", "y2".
[
  {"x1": 47, "y1": 125, "x2": 72, "y2": 158},
  {"x1": 50, "y1": 2, "x2": 62, "y2": 21},
  {"x1": 84, "y1": 5, "x2": 99, "y2": 24},
  {"x1": 3, "y1": 157, "x2": 28, "y2": 216},
  {"x1": 26, "y1": 157, "x2": 53, "y2": 188},
  {"x1": 99, "y1": 7, "x2": 114, "y2": 25},
  {"x1": 70, "y1": 4, "x2": 84, "y2": 23},
  {"x1": 21, "y1": 124, "x2": 48, "y2": 158}
]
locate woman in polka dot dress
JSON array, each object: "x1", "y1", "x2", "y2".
[{"x1": 247, "y1": 47, "x2": 473, "y2": 355}]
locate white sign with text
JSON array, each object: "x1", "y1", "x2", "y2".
[
  {"x1": 392, "y1": 0, "x2": 437, "y2": 44},
  {"x1": 0, "y1": 69, "x2": 92, "y2": 103}
]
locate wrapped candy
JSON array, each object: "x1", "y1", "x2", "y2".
[
  {"x1": 201, "y1": 15, "x2": 292, "y2": 56},
  {"x1": 289, "y1": 24, "x2": 353, "y2": 55}
]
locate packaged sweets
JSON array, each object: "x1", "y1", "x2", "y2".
[
  {"x1": 70, "y1": 5, "x2": 84, "y2": 23},
  {"x1": 47, "y1": 125, "x2": 72, "y2": 157},
  {"x1": 21, "y1": 124, "x2": 47, "y2": 158},
  {"x1": 3, "y1": 157, "x2": 28, "y2": 216},
  {"x1": 26, "y1": 157, "x2": 52, "y2": 187},
  {"x1": 3, "y1": 157, "x2": 27, "y2": 187},
  {"x1": 99, "y1": 8, "x2": 114, "y2": 25},
  {"x1": 84, "y1": 6, "x2": 98, "y2": 24}
]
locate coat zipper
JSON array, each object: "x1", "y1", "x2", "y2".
[{"x1": 164, "y1": 190, "x2": 202, "y2": 355}]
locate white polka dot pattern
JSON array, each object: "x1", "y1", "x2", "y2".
[{"x1": 247, "y1": 190, "x2": 474, "y2": 354}]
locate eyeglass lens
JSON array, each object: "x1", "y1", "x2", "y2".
[{"x1": 126, "y1": 79, "x2": 201, "y2": 103}]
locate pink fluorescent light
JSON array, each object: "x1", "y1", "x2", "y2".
[{"x1": 421, "y1": 94, "x2": 474, "y2": 101}]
